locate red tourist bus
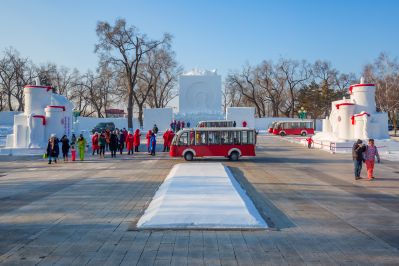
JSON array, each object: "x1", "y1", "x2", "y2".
[
  {"x1": 272, "y1": 120, "x2": 314, "y2": 136},
  {"x1": 170, "y1": 127, "x2": 256, "y2": 161}
]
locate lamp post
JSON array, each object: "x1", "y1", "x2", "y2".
[{"x1": 298, "y1": 107, "x2": 307, "y2": 119}]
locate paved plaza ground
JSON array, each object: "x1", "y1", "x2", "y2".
[{"x1": 0, "y1": 135, "x2": 398, "y2": 265}]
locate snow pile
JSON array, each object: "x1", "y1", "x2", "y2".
[{"x1": 137, "y1": 163, "x2": 267, "y2": 229}]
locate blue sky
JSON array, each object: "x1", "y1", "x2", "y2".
[{"x1": 1, "y1": 0, "x2": 398, "y2": 79}]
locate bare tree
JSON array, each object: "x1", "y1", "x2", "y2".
[
  {"x1": 0, "y1": 48, "x2": 17, "y2": 111},
  {"x1": 277, "y1": 59, "x2": 311, "y2": 117},
  {"x1": 363, "y1": 52, "x2": 399, "y2": 135},
  {"x1": 95, "y1": 18, "x2": 171, "y2": 128},
  {"x1": 225, "y1": 65, "x2": 266, "y2": 117},
  {"x1": 144, "y1": 47, "x2": 181, "y2": 109}
]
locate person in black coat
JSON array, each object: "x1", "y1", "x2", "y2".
[
  {"x1": 118, "y1": 132, "x2": 125, "y2": 154},
  {"x1": 47, "y1": 135, "x2": 60, "y2": 164},
  {"x1": 61, "y1": 135, "x2": 70, "y2": 162},
  {"x1": 352, "y1": 139, "x2": 366, "y2": 180},
  {"x1": 109, "y1": 131, "x2": 119, "y2": 158}
]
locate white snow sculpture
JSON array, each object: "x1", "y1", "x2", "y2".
[
  {"x1": 6, "y1": 84, "x2": 73, "y2": 149},
  {"x1": 174, "y1": 69, "x2": 223, "y2": 125},
  {"x1": 179, "y1": 69, "x2": 222, "y2": 116},
  {"x1": 318, "y1": 78, "x2": 389, "y2": 141}
]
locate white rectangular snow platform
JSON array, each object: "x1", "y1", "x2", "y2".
[{"x1": 136, "y1": 163, "x2": 268, "y2": 229}]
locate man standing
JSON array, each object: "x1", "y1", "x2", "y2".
[{"x1": 352, "y1": 139, "x2": 366, "y2": 180}]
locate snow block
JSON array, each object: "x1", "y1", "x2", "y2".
[{"x1": 137, "y1": 163, "x2": 268, "y2": 229}]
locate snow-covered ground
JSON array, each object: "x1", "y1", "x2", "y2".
[{"x1": 137, "y1": 163, "x2": 268, "y2": 229}]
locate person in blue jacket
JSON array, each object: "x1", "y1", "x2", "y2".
[{"x1": 150, "y1": 132, "x2": 157, "y2": 156}]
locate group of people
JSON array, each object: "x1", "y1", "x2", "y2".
[
  {"x1": 91, "y1": 128, "x2": 142, "y2": 158},
  {"x1": 170, "y1": 120, "x2": 190, "y2": 132},
  {"x1": 352, "y1": 138, "x2": 380, "y2": 180},
  {"x1": 46, "y1": 133, "x2": 86, "y2": 164}
]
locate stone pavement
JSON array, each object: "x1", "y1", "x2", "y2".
[{"x1": 0, "y1": 136, "x2": 398, "y2": 265}]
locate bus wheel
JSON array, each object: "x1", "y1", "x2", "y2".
[
  {"x1": 230, "y1": 151, "x2": 239, "y2": 161},
  {"x1": 301, "y1": 131, "x2": 307, "y2": 136},
  {"x1": 280, "y1": 132, "x2": 286, "y2": 137},
  {"x1": 184, "y1": 152, "x2": 194, "y2": 161}
]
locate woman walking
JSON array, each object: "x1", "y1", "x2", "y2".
[
  {"x1": 61, "y1": 135, "x2": 70, "y2": 161},
  {"x1": 364, "y1": 139, "x2": 381, "y2": 181},
  {"x1": 77, "y1": 134, "x2": 87, "y2": 161}
]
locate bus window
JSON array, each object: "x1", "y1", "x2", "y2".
[
  {"x1": 248, "y1": 131, "x2": 254, "y2": 144},
  {"x1": 242, "y1": 130, "x2": 248, "y2": 144},
  {"x1": 208, "y1": 131, "x2": 221, "y2": 145},
  {"x1": 178, "y1": 132, "x2": 189, "y2": 146},
  {"x1": 189, "y1": 130, "x2": 195, "y2": 145},
  {"x1": 231, "y1": 131, "x2": 241, "y2": 145},
  {"x1": 195, "y1": 131, "x2": 207, "y2": 145},
  {"x1": 220, "y1": 131, "x2": 231, "y2": 144}
]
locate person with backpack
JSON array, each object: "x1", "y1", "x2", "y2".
[
  {"x1": 77, "y1": 134, "x2": 87, "y2": 161},
  {"x1": 364, "y1": 139, "x2": 381, "y2": 181},
  {"x1": 352, "y1": 139, "x2": 366, "y2": 180},
  {"x1": 47, "y1": 134, "x2": 59, "y2": 164},
  {"x1": 61, "y1": 135, "x2": 70, "y2": 161}
]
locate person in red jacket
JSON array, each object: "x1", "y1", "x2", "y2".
[
  {"x1": 133, "y1": 129, "x2": 141, "y2": 152},
  {"x1": 146, "y1": 130, "x2": 152, "y2": 153},
  {"x1": 126, "y1": 131, "x2": 134, "y2": 155},
  {"x1": 167, "y1": 130, "x2": 175, "y2": 152},
  {"x1": 306, "y1": 136, "x2": 313, "y2": 149},
  {"x1": 163, "y1": 130, "x2": 170, "y2": 152},
  {"x1": 91, "y1": 133, "x2": 99, "y2": 155},
  {"x1": 242, "y1": 121, "x2": 247, "y2": 127}
]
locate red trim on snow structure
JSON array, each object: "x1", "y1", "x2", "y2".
[
  {"x1": 351, "y1": 113, "x2": 370, "y2": 125},
  {"x1": 335, "y1": 103, "x2": 355, "y2": 109},
  {"x1": 349, "y1": 83, "x2": 375, "y2": 94},
  {"x1": 47, "y1": 105, "x2": 66, "y2": 111},
  {"x1": 32, "y1": 115, "x2": 46, "y2": 125}
]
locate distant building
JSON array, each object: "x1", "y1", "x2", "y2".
[{"x1": 105, "y1": 109, "x2": 125, "y2": 118}]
